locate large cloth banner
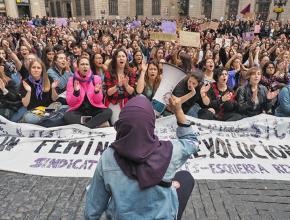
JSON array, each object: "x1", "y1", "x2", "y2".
[{"x1": 0, "y1": 114, "x2": 290, "y2": 180}]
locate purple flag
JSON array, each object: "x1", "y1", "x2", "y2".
[
  {"x1": 127, "y1": 20, "x2": 141, "y2": 29},
  {"x1": 161, "y1": 21, "x2": 176, "y2": 34},
  {"x1": 55, "y1": 18, "x2": 68, "y2": 27}
]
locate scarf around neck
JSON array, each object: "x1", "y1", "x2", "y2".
[{"x1": 28, "y1": 75, "x2": 43, "y2": 100}]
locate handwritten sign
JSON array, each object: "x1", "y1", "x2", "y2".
[
  {"x1": 179, "y1": 31, "x2": 200, "y2": 48},
  {"x1": 150, "y1": 32, "x2": 177, "y2": 41}
]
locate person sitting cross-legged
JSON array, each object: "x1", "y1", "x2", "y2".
[{"x1": 64, "y1": 57, "x2": 112, "y2": 128}]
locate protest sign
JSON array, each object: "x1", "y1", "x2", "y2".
[
  {"x1": 150, "y1": 32, "x2": 177, "y2": 41},
  {"x1": 55, "y1": 18, "x2": 68, "y2": 27},
  {"x1": 179, "y1": 31, "x2": 200, "y2": 48},
  {"x1": 208, "y1": 22, "x2": 219, "y2": 31},
  {"x1": 161, "y1": 20, "x2": 176, "y2": 34},
  {"x1": 152, "y1": 64, "x2": 186, "y2": 116},
  {"x1": 69, "y1": 22, "x2": 79, "y2": 30},
  {"x1": 1, "y1": 114, "x2": 290, "y2": 180},
  {"x1": 199, "y1": 22, "x2": 210, "y2": 31}
]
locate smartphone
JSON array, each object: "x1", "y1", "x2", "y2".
[{"x1": 81, "y1": 116, "x2": 92, "y2": 124}]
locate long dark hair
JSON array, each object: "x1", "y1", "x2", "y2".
[
  {"x1": 145, "y1": 61, "x2": 161, "y2": 93},
  {"x1": 42, "y1": 46, "x2": 55, "y2": 69},
  {"x1": 90, "y1": 53, "x2": 104, "y2": 75},
  {"x1": 262, "y1": 61, "x2": 275, "y2": 78},
  {"x1": 108, "y1": 48, "x2": 130, "y2": 79}
]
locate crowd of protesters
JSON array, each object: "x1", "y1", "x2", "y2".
[{"x1": 0, "y1": 15, "x2": 289, "y2": 128}]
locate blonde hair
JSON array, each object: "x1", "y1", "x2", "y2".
[
  {"x1": 28, "y1": 58, "x2": 50, "y2": 92},
  {"x1": 0, "y1": 66, "x2": 10, "y2": 85}
]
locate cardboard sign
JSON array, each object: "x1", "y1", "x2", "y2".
[
  {"x1": 208, "y1": 22, "x2": 219, "y2": 31},
  {"x1": 69, "y1": 22, "x2": 79, "y2": 30},
  {"x1": 150, "y1": 32, "x2": 177, "y2": 42},
  {"x1": 179, "y1": 31, "x2": 200, "y2": 48},
  {"x1": 200, "y1": 22, "x2": 210, "y2": 31}
]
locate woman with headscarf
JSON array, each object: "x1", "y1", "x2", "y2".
[{"x1": 85, "y1": 95, "x2": 199, "y2": 220}]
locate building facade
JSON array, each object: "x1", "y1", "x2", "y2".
[
  {"x1": 2, "y1": 0, "x2": 289, "y2": 21},
  {"x1": 1, "y1": 0, "x2": 46, "y2": 18},
  {"x1": 45, "y1": 0, "x2": 290, "y2": 21}
]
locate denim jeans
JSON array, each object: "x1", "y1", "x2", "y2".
[
  {"x1": 186, "y1": 103, "x2": 201, "y2": 118},
  {"x1": 10, "y1": 106, "x2": 27, "y2": 122},
  {"x1": 22, "y1": 111, "x2": 43, "y2": 124}
]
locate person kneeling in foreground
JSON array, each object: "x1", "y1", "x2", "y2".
[{"x1": 85, "y1": 95, "x2": 199, "y2": 220}]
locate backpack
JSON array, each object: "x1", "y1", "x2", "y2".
[{"x1": 37, "y1": 108, "x2": 68, "y2": 128}]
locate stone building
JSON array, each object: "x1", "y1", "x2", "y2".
[
  {"x1": 1, "y1": 0, "x2": 46, "y2": 18},
  {"x1": 45, "y1": 0, "x2": 290, "y2": 21},
  {"x1": 1, "y1": 0, "x2": 289, "y2": 21}
]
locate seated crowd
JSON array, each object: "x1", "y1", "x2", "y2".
[{"x1": 0, "y1": 16, "x2": 289, "y2": 128}]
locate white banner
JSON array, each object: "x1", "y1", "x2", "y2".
[{"x1": 0, "y1": 114, "x2": 290, "y2": 180}]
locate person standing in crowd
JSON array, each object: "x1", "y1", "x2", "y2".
[
  {"x1": 64, "y1": 57, "x2": 112, "y2": 128},
  {"x1": 237, "y1": 67, "x2": 279, "y2": 117},
  {"x1": 85, "y1": 95, "x2": 199, "y2": 220},
  {"x1": 104, "y1": 48, "x2": 135, "y2": 124}
]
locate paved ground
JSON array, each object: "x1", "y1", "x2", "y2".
[{"x1": 1, "y1": 171, "x2": 290, "y2": 220}]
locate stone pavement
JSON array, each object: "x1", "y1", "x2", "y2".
[{"x1": 1, "y1": 171, "x2": 290, "y2": 220}]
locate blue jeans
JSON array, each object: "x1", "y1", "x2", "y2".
[
  {"x1": 22, "y1": 111, "x2": 43, "y2": 124},
  {"x1": 10, "y1": 106, "x2": 27, "y2": 122},
  {"x1": 186, "y1": 103, "x2": 201, "y2": 118}
]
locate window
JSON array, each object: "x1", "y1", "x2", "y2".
[
  {"x1": 136, "y1": 0, "x2": 143, "y2": 15},
  {"x1": 202, "y1": 0, "x2": 212, "y2": 19},
  {"x1": 75, "y1": 0, "x2": 81, "y2": 16},
  {"x1": 56, "y1": 1, "x2": 61, "y2": 17},
  {"x1": 179, "y1": 0, "x2": 189, "y2": 16},
  {"x1": 256, "y1": 0, "x2": 271, "y2": 20},
  {"x1": 50, "y1": 2, "x2": 55, "y2": 17},
  {"x1": 152, "y1": 0, "x2": 160, "y2": 15},
  {"x1": 109, "y1": 0, "x2": 118, "y2": 15},
  {"x1": 227, "y1": 0, "x2": 239, "y2": 19},
  {"x1": 84, "y1": 0, "x2": 90, "y2": 16}
]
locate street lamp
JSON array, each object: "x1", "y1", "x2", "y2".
[{"x1": 273, "y1": 0, "x2": 288, "y2": 20}]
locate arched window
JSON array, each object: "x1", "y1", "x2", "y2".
[
  {"x1": 202, "y1": 0, "x2": 212, "y2": 19},
  {"x1": 136, "y1": 0, "x2": 144, "y2": 16},
  {"x1": 109, "y1": 0, "x2": 118, "y2": 15}
]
